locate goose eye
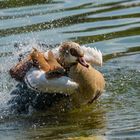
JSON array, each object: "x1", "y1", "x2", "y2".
[
  {"x1": 65, "y1": 50, "x2": 69, "y2": 54},
  {"x1": 70, "y1": 48, "x2": 78, "y2": 57}
]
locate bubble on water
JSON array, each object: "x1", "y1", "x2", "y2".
[
  {"x1": 28, "y1": 105, "x2": 34, "y2": 115},
  {"x1": 32, "y1": 124, "x2": 37, "y2": 129},
  {"x1": 120, "y1": 83, "x2": 124, "y2": 86},
  {"x1": 0, "y1": 116, "x2": 3, "y2": 119},
  {"x1": 128, "y1": 78, "x2": 132, "y2": 81},
  {"x1": 42, "y1": 122, "x2": 45, "y2": 125}
]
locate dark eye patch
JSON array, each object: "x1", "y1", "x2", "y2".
[{"x1": 70, "y1": 48, "x2": 83, "y2": 57}]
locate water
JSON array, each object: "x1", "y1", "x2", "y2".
[{"x1": 0, "y1": 0, "x2": 140, "y2": 139}]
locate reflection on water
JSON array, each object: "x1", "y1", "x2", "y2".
[{"x1": 0, "y1": 0, "x2": 140, "y2": 139}]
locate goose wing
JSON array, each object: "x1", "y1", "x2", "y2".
[{"x1": 24, "y1": 68, "x2": 78, "y2": 95}]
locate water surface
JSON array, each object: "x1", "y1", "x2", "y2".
[{"x1": 0, "y1": 0, "x2": 140, "y2": 139}]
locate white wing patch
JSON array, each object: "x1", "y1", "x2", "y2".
[
  {"x1": 81, "y1": 45, "x2": 103, "y2": 66},
  {"x1": 25, "y1": 68, "x2": 79, "y2": 94}
]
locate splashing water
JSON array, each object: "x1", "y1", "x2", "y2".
[{"x1": 0, "y1": 0, "x2": 140, "y2": 139}]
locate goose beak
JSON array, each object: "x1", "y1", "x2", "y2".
[{"x1": 78, "y1": 57, "x2": 89, "y2": 68}]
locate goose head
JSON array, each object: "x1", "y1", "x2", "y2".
[
  {"x1": 44, "y1": 42, "x2": 103, "y2": 66},
  {"x1": 59, "y1": 42, "x2": 89, "y2": 68}
]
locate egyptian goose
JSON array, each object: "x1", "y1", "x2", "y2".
[
  {"x1": 10, "y1": 41, "x2": 102, "y2": 81},
  {"x1": 24, "y1": 42, "x2": 105, "y2": 106},
  {"x1": 57, "y1": 42, "x2": 105, "y2": 105}
]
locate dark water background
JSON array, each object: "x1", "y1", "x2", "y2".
[{"x1": 0, "y1": 0, "x2": 140, "y2": 139}]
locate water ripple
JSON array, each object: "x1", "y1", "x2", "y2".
[{"x1": 0, "y1": 0, "x2": 140, "y2": 139}]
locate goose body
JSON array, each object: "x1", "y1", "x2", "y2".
[
  {"x1": 69, "y1": 63, "x2": 105, "y2": 105},
  {"x1": 24, "y1": 42, "x2": 105, "y2": 105},
  {"x1": 10, "y1": 41, "x2": 105, "y2": 106}
]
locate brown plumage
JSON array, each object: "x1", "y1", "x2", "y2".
[
  {"x1": 9, "y1": 55, "x2": 32, "y2": 81},
  {"x1": 69, "y1": 63, "x2": 105, "y2": 106},
  {"x1": 58, "y1": 42, "x2": 105, "y2": 106},
  {"x1": 30, "y1": 48, "x2": 50, "y2": 72},
  {"x1": 30, "y1": 48, "x2": 65, "y2": 78},
  {"x1": 9, "y1": 41, "x2": 105, "y2": 107},
  {"x1": 9, "y1": 48, "x2": 65, "y2": 81}
]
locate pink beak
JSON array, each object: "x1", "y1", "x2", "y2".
[{"x1": 78, "y1": 57, "x2": 89, "y2": 68}]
